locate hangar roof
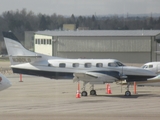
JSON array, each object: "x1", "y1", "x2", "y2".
[{"x1": 35, "y1": 30, "x2": 160, "y2": 37}]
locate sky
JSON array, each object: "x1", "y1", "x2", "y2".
[{"x1": 0, "y1": 0, "x2": 160, "y2": 16}]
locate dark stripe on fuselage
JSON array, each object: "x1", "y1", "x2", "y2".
[
  {"x1": 125, "y1": 75, "x2": 155, "y2": 82},
  {"x1": 12, "y1": 68, "x2": 73, "y2": 79}
]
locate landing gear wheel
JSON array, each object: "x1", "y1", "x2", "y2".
[
  {"x1": 90, "y1": 90, "x2": 96, "y2": 95},
  {"x1": 81, "y1": 91, "x2": 88, "y2": 96},
  {"x1": 125, "y1": 91, "x2": 131, "y2": 96}
]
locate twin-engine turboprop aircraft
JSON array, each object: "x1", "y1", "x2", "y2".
[{"x1": 2, "y1": 31, "x2": 159, "y2": 96}]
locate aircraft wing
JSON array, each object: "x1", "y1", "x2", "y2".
[
  {"x1": 74, "y1": 72, "x2": 98, "y2": 79},
  {"x1": 73, "y1": 71, "x2": 119, "y2": 84}
]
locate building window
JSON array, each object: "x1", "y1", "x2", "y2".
[
  {"x1": 35, "y1": 39, "x2": 37, "y2": 44},
  {"x1": 73, "y1": 63, "x2": 79, "y2": 67},
  {"x1": 44, "y1": 39, "x2": 46, "y2": 44},
  {"x1": 41, "y1": 39, "x2": 43, "y2": 44},
  {"x1": 59, "y1": 63, "x2": 66, "y2": 68},
  {"x1": 84, "y1": 63, "x2": 92, "y2": 68},
  {"x1": 49, "y1": 39, "x2": 52, "y2": 45},
  {"x1": 47, "y1": 39, "x2": 49, "y2": 44},
  {"x1": 38, "y1": 39, "x2": 40, "y2": 44},
  {"x1": 96, "y1": 63, "x2": 103, "y2": 67}
]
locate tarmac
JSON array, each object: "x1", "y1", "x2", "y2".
[{"x1": 0, "y1": 62, "x2": 160, "y2": 120}]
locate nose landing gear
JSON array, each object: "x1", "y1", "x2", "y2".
[{"x1": 125, "y1": 83, "x2": 131, "y2": 96}]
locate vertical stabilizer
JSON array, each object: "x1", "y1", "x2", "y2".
[
  {"x1": 3, "y1": 31, "x2": 62, "y2": 65},
  {"x1": 3, "y1": 31, "x2": 36, "y2": 57}
]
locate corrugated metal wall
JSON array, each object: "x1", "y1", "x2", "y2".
[
  {"x1": 57, "y1": 36, "x2": 151, "y2": 52},
  {"x1": 58, "y1": 52, "x2": 150, "y2": 63}
]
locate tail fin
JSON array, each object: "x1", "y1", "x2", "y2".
[
  {"x1": 3, "y1": 31, "x2": 37, "y2": 56},
  {"x1": 2, "y1": 31, "x2": 59, "y2": 65}
]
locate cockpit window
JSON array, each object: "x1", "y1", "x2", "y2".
[
  {"x1": 116, "y1": 62, "x2": 125, "y2": 66},
  {"x1": 142, "y1": 65, "x2": 148, "y2": 68},
  {"x1": 108, "y1": 62, "x2": 118, "y2": 67},
  {"x1": 108, "y1": 62, "x2": 125, "y2": 67}
]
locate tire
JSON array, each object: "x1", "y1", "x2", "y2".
[
  {"x1": 90, "y1": 90, "x2": 96, "y2": 95},
  {"x1": 81, "y1": 91, "x2": 88, "y2": 96},
  {"x1": 125, "y1": 91, "x2": 131, "y2": 96}
]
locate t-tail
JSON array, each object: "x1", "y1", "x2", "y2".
[{"x1": 2, "y1": 31, "x2": 60, "y2": 65}]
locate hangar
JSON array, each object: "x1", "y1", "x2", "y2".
[{"x1": 32, "y1": 30, "x2": 160, "y2": 63}]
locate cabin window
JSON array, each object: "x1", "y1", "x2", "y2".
[
  {"x1": 73, "y1": 63, "x2": 79, "y2": 67},
  {"x1": 84, "y1": 63, "x2": 92, "y2": 68},
  {"x1": 59, "y1": 63, "x2": 66, "y2": 68},
  {"x1": 96, "y1": 63, "x2": 103, "y2": 67},
  {"x1": 108, "y1": 62, "x2": 118, "y2": 67},
  {"x1": 149, "y1": 64, "x2": 153, "y2": 68}
]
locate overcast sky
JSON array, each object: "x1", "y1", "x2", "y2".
[{"x1": 0, "y1": 0, "x2": 159, "y2": 16}]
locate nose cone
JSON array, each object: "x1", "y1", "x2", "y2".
[
  {"x1": 123, "y1": 66, "x2": 156, "y2": 76},
  {"x1": 0, "y1": 73, "x2": 11, "y2": 91}
]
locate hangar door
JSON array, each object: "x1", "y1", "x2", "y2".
[{"x1": 57, "y1": 36, "x2": 151, "y2": 63}]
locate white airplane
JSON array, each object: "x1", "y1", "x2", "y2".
[
  {"x1": 2, "y1": 31, "x2": 159, "y2": 96},
  {"x1": 0, "y1": 73, "x2": 11, "y2": 91},
  {"x1": 138, "y1": 61, "x2": 160, "y2": 86},
  {"x1": 142, "y1": 61, "x2": 160, "y2": 74}
]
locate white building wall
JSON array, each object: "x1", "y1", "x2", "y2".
[{"x1": 34, "y1": 34, "x2": 53, "y2": 56}]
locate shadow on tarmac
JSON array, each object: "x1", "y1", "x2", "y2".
[{"x1": 87, "y1": 93, "x2": 160, "y2": 99}]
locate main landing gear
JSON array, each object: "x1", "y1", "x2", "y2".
[
  {"x1": 125, "y1": 83, "x2": 131, "y2": 96},
  {"x1": 80, "y1": 82, "x2": 132, "y2": 97},
  {"x1": 90, "y1": 84, "x2": 96, "y2": 96},
  {"x1": 81, "y1": 82, "x2": 97, "y2": 96}
]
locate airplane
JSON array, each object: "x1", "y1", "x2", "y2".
[
  {"x1": 2, "y1": 31, "x2": 160, "y2": 96},
  {"x1": 0, "y1": 73, "x2": 12, "y2": 91},
  {"x1": 142, "y1": 61, "x2": 160, "y2": 75},
  {"x1": 136, "y1": 61, "x2": 160, "y2": 86}
]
